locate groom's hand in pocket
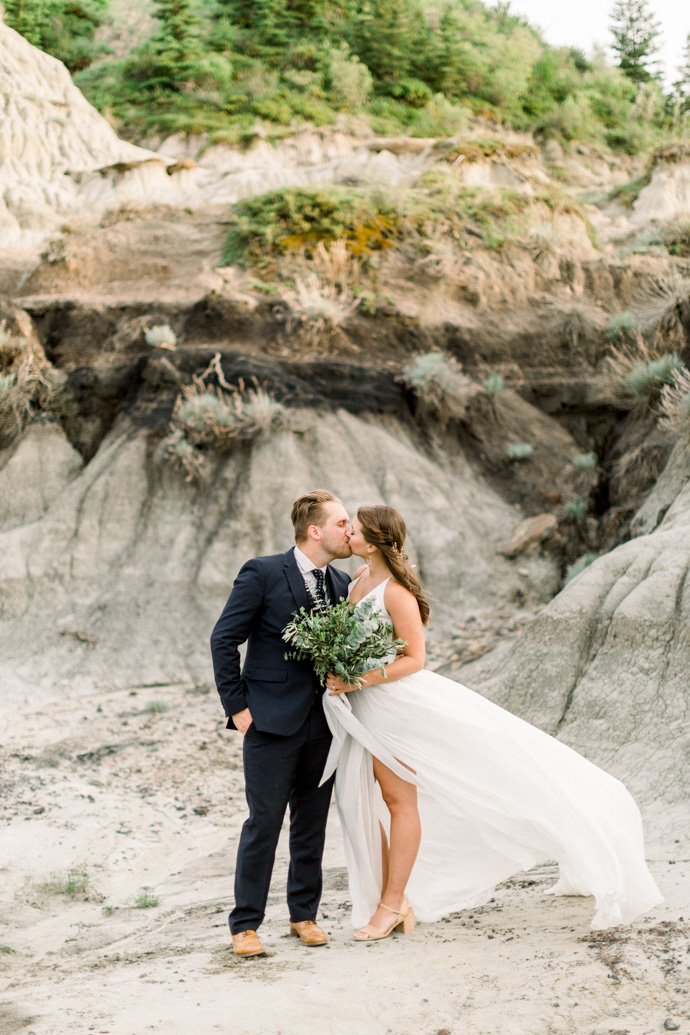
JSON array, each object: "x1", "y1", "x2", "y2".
[{"x1": 232, "y1": 707, "x2": 254, "y2": 734}]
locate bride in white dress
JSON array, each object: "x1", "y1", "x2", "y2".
[{"x1": 321, "y1": 505, "x2": 662, "y2": 941}]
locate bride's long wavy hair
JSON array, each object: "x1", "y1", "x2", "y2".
[{"x1": 357, "y1": 505, "x2": 430, "y2": 625}]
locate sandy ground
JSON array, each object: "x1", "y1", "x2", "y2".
[{"x1": 1, "y1": 683, "x2": 688, "y2": 1035}]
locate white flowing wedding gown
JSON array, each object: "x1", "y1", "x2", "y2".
[{"x1": 321, "y1": 577, "x2": 662, "y2": 931}]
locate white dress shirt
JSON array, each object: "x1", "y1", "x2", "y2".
[{"x1": 293, "y1": 545, "x2": 329, "y2": 602}]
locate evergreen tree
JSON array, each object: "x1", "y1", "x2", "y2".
[
  {"x1": 348, "y1": 0, "x2": 427, "y2": 86},
  {"x1": 673, "y1": 33, "x2": 690, "y2": 113},
  {"x1": 609, "y1": 0, "x2": 662, "y2": 84},
  {"x1": 137, "y1": 0, "x2": 204, "y2": 90},
  {"x1": 3, "y1": 0, "x2": 47, "y2": 46}
]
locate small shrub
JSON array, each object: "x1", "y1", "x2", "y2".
[
  {"x1": 162, "y1": 427, "x2": 209, "y2": 485},
  {"x1": 564, "y1": 553, "x2": 598, "y2": 584},
  {"x1": 658, "y1": 369, "x2": 690, "y2": 438},
  {"x1": 483, "y1": 371, "x2": 505, "y2": 397},
  {"x1": 663, "y1": 221, "x2": 690, "y2": 257},
  {"x1": 42, "y1": 869, "x2": 90, "y2": 897},
  {"x1": 633, "y1": 273, "x2": 690, "y2": 336},
  {"x1": 552, "y1": 302, "x2": 604, "y2": 348},
  {"x1": 506, "y1": 442, "x2": 534, "y2": 461},
  {"x1": 398, "y1": 351, "x2": 478, "y2": 426},
  {"x1": 604, "y1": 311, "x2": 637, "y2": 344},
  {"x1": 574, "y1": 451, "x2": 597, "y2": 470},
  {"x1": 0, "y1": 330, "x2": 62, "y2": 446},
  {"x1": 131, "y1": 891, "x2": 159, "y2": 909},
  {"x1": 0, "y1": 944, "x2": 16, "y2": 954},
  {"x1": 564, "y1": 496, "x2": 587, "y2": 522},
  {"x1": 527, "y1": 222, "x2": 560, "y2": 263},
  {"x1": 626, "y1": 353, "x2": 684, "y2": 400},
  {"x1": 145, "y1": 325, "x2": 177, "y2": 350},
  {"x1": 222, "y1": 187, "x2": 399, "y2": 266},
  {"x1": 144, "y1": 700, "x2": 170, "y2": 715},
  {"x1": 164, "y1": 378, "x2": 293, "y2": 484},
  {"x1": 280, "y1": 272, "x2": 360, "y2": 339}
]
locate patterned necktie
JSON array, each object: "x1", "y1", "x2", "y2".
[{"x1": 312, "y1": 568, "x2": 328, "y2": 613}]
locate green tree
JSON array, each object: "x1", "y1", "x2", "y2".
[
  {"x1": 4, "y1": 0, "x2": 107, "y2": 70},
  {"x1": 673, "y1": 33, "x2": 690, "y2": 113},
  {"x1": 132, "y1": 0, "x2": 204, "y2": 91},
  {"x1": 3, "y1": 0, "x2": 47, "y2": 46},
  {"x1": 609, "y1": 0, "x2": 662, "y2": 84},
  {"x1": 348, "y1": 0, "x2": 426, "y2": 85}
]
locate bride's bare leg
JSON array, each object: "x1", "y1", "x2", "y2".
[
  {"x1": 379, "y1": 821, "x2": 390, "y2": 890},
  {"x1": 356, "y1": 758, "x2": 420, "y2": 935}
]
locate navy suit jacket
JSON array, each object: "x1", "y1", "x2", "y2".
[{"x1": 210, "y1": 549, "x2": 351, "y2": 736}]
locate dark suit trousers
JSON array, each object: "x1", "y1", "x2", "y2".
[{"x1": 229, "y1": 703, "x2": 335, "y2": 934}]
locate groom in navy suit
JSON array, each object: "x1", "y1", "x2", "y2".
[{"x1": 210, "y1": 490, "x2": 352, "y2": 956}]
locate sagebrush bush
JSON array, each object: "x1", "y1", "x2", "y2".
[
  {"x1": 483, "y1": 371, "x2": 506, "y2": 397},
  {"x1": 552, "y1": 302, "x2": 604, "y2": 348},
  {"x1": 163, "y1": 376, "x2": 294, "y2": 484},
  {"x1": 604, "y1": 311, "x2": 638, "y2": 344},
  {"x1": 658, "y1": 369, "x2": 690, "y2": 438},
  {"x1": 398, "y1": 351, "x2": 478, "y2": 426},
  {"x1": 625, "y1": 353, "x2": 684, "y2": 400},
  {"x1": 574, "y1": 451, "x2": 597, "y2": 470},
  {"x1": 145, "y1": 325, "x2": 177, "y2": 350},
  {"x1": 506, "y1": 442, "x2": 534, "y2": 460},
  {"x1": 564, "y1": 496, "x2": 588, "y2": 522}
]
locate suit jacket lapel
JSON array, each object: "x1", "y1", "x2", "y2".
[
  {"x1": 283, "y1": 549, "x2": 311, "y2": 611},
  {"x1": 326, "y1": 564, "x2": 348, "y2": 604}
]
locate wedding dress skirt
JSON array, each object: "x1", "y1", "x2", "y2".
[{"x1": 321, "y1": 581, "x2": 662, "y2": 931}]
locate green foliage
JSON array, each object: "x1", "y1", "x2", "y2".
[
  {"x1": 222, "y1": 187, "x2": 400, "y2": 266},
  {"x1": 483, "y1": 371, "x2": 506, "y2": 397},
  {"x1": 610, "y1": 0, "x2": 662, "y2": 84},
  {"x1": 42, "y1": 869, "x2": 91, "y2": 897},
  {"x1": 144, "y1": 700, "x2": 170, "y2": 714},
  {"x1": 564, "y1": 552, "x2": 598, "y2": 584},
  {"x1": 506, "y1": 442, "x2": 534, "y2": 460},
  {"x1": 131, "y1": 891, "x2": 160, "y2": 908},
  {"x1": 625, "y1": 353, "x2": 685, "y2": 399},
  {"x1": 5, "y1": 0, "x2": 108, "y2": 71},
  {"x1": 0, "y1": 944, "x2": 16, "y2": 954},
  {"x1": 574, "y1": 451, "x2": 597, "y2": 470},
  {"x1": 283, "y1": 598, "x2": 407, "y2": 689},
  {"x1": 604, "y1": 311, "x2": 638, "y2": 343},
  {"x1": 607, "y1": 171, "x2": 652, "y2": 207},
  {"x1": 565, "y1": 496, "x2": 588, "y2": 521},
  {"x1": 398, "y1": 351, "x2": 478, "y2": 425}
]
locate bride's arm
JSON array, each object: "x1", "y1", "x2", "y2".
[{"x1": 328, "y1": 581, "x2": 425, "y2": 693}]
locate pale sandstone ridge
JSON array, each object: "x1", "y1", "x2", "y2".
[
  {"x1": 632, "y1": 150, "x2": 690, "y2": 224},
  {"x1": 0, "y1": 411, "x2": 558, "y2": 711},
  {"x1": 0, "y1": 21, "x2": 186, "y2": 243},
  {"x1": 464, "y1": 437, "x2": 690, "y2": 849}
]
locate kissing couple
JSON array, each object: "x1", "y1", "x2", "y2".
[{"x1": 210, "y1": 490, "x2": 661, "y2": 958}]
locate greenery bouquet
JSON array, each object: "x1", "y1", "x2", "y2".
[{"x1": 282, "y1": 598, "x2": 407, "y2": 690}]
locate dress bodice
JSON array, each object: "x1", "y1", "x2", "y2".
[{"x1": 347, "y1": 574, "x2": 393, "y2": 625}]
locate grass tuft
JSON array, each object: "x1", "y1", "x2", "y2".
[
  {"x1": 42, "y1": 869, "x2": 91, "y2": 897},
  {"x1": 144, "y1": 700, "x2": 170, "y2": 715},
  {"x1": 574, "y1": 451, "x2": 597, "y2": 470}
]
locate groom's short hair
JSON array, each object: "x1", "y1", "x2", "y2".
[{"x1": 292, "y1": 489, "x2": 341, "y2": 542}]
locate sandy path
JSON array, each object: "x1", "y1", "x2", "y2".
[{"x1": 1, "y1": 685, "x2": 688, "y2": 1035}]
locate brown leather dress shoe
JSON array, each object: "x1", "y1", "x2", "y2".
[
  {"x1": 232, "y1": 929, "x2": 266, "y2": 957},
  {"x1": 289, "y1": 920, "x2": 328, "y2": 946}
]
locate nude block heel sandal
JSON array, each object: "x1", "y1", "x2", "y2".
[{"x1": 353, "y1": 898, "x2": 416, "y2": 941}]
